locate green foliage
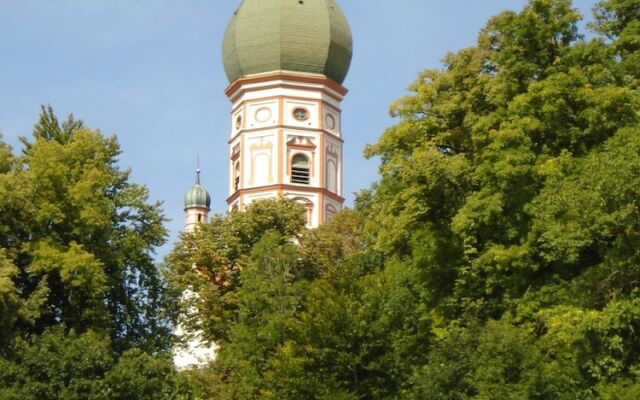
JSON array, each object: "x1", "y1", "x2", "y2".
[
  {"x1": 168, "y1": 204, "x2": 432, "y2": 398},
  {"x1": 0, "y1": 108, "x2": 184, "y2": 398},
  {"x1": 165, "y1": 0, "x2": 640, "y2": 398},
  {"x1": 0, "y1": 249, "x2": 21, "y2": 352},
  {"x1": 0, "y1": 328, "x2": 189, "y2": 400},
  {"x1": 364, "y1": 0, "x2": 639, "y2": 318},
  {"x1": 103, "y1": 349, "x2": 192, "y2": 400},
  {"x1": 592, "y1": 0, "x2": 640, "y2": 51},
  {"x1": 597, "y1": 379, "x2": 640, "y2": 399},
  {"x1": 167, "y1": 198, "x2": 306, "y2": 345},
  {"x1": 0, "y1": 328, "x2": 113, "y2": 400},
  {"x1": 357, "y1": 0, "x2": 640, "y2": 397},
  {"x1": 33, "y1": 104, "x2": 84, "y2": 143},
  {"x1": 0, "y1": 107, "x2": 169, "y2": 351}
]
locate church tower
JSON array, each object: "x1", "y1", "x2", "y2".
[
  {"x1": 221, "y1": 0, "x2": 353, "y2": 227},
  {"x1": 183, "y1": 168, "x2": 211, "y2": 233},
  {"x1": 174, "y1": 168, "x2": 215, "y2": 369}
]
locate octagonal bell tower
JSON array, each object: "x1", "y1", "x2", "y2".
[{"x1": 222, "y1": 0, "x2": 352, "y2": 227}]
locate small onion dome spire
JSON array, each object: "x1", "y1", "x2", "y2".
[{"x1": 184, "y1": 168, "x2": 211, "y2": 209}]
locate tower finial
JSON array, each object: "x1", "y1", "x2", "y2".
[{"x1": 196, "y1": 155, "x2": 201, "y2": 185}]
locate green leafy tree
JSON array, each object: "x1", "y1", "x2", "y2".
[
  {"x1": 103, "y1": 348, "x2": 192, "y2": 400},
  {"x1": 30, "y1": 104, "x2": 84, "y2": 145},
  {"x1": 167, "y1": 198, "x2": 305, "y2": 347},
  {"x1": 0, "y1": 248, "x2": 22, "y2": 352},
  {"x1": 213, "y1": 231, "x2": 308, "y2": 399},
  {"x1": 169, "y1": 206, "x2": 432, "y2": 399},
  {"x1": 592, "y1": 0, "x2": 640, "y2": 61},
  {"x1": 360, "y1": 0, "x2": 640, "y2": 397},
  {"x1": 0, "y1": 107, "x2": 169, "y2": 351},
  {"x1": 0, "y1": 328, "x2": 191, "y2": 400},
  {"x1": 364, "y1": 0, "x2": 639, "y2": 317},
  {"x1": 166, "y1": 0, "x2": 640, "y2": 398},
  {"x1": 0, "y1": 328, "x2": 113, "y2": 400},
  {"x1": 0, "y1": 108, "x2": 185, "y2": 398}
]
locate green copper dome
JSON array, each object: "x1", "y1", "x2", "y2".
[
  {"x1": 222, "y1": 0, "x2": 353, "y2": 84},
  {"x1": 184, "y1": 169, "x2": 211, "y2": 209}
]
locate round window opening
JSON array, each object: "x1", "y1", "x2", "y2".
[
  {"x1": 255, "y1": 107, "x2": 272, "y2": 123},
  {"x1": 292, "y1": 108, "x2": 309, "y2": 121},
  {"x1": 325, "y1": 113, "x2": 336, "y2": 129},
  {"x1": 235, "y1": 115, "x2": 242, "y2": 129}
]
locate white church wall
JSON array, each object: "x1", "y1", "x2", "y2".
[
  {"x1": 232, "y1": 84, "x2": 338, "y2": 104},
  {"x1": 172, "y1": 289, "x2": 217, "y2": 370},
  {"x1": 225, "y1": 73, "x2": 346, "y2": 226},
  {"x1": 246, "y1": 131, "x2": 276, "y2": 188},
  {"x1": 319, "y1": 91, "x2": 343, "y2": 111},
  {"x1": 245, "y1": 190, "x2": 279, "y2": 205},
  {"x1": 184, "y1": 206, "x2": 209, "y2": 233},
  {"x1": 321, "y1": 103, "x2": 342, "y2": 136},
  {"x1": 285, "y1": 192, "x2": 319, "y2": 228},
  {"x1": 252, "y1": 153, "x2": 270, "y2": 186},
  {"x1": 246, "y1": 100, "x2": 278, "y2": 129},
  {"x1": 325, "y1": 135, "x2": 342, "y2": 196},
  {"x1": 283, "y1": 99, "x2": 320, "y2": 129},
  {"x1": 326, "y1": 159, "x2": 337, "y2": 194},
  {"x1": 231, "y1": 108, "x2": 244, "y2": 138}
]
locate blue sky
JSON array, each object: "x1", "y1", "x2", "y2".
[{"x1": 0, "y1": 0, "x2": 597, "y2": 257}]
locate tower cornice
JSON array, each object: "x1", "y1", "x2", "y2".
[
  {"x1": 225, "y1": 71, "x2": 348, "y2": 102},
  {"x1": 183, "y1": 205, "x2": 211, "y2": 213},
  {"x1": 228, "y1": 127, "x2": 344, "y2": 145},
  {"x1": 227, "y1": 184, "x2": 345, "y2": 206}
]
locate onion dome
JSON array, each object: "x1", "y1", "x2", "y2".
[
  {"x1": 184, "y1": 169, "x2": 211, "y2": 209},
  {"x1": 222, "y1": 0, "x2": 353, "y2": 84}
]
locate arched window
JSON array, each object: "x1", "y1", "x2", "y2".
[
  {"x1": 293, "y1": 197, "x2": 313, "y2": 226},
  {"x1": 291, "y1": 154, "x2": 310, "y2": 184},
  {"x1": 253, "y1": 153, "x2": 269, "y2": 186},
  {"x1": 234, "y1": 161, "x2": 240, "y2": 191},
  {"x1": 326, "y1": 159, "x2": 337, "y2": 193},
  {"x1": 197, "y1": 213, "x2": 203, "y2": 222},
  {"x1": 325, "y1": 204, "x2": 337, "y2": 222}
]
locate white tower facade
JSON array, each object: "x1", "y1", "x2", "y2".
[
  {"x1": 221, "y1": 0, "x2": 353, "y2": 228},
  {"x1": 225, "y1": 72, "x2": 346, "y2": 227}
]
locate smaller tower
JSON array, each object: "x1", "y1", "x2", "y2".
[
  {"x1": 174, "y1": 167, "x2": 216, "y2": 369},
  {"x1": 184, "y1": 168, "x2": 211, "y2": 232}
]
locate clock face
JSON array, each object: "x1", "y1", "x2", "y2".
[
  {"x1": 325, "y1": 113, "x2": 335, "y2": 130},
  {"x1": 292, "y1": 107, "x2": 309, "y2": 121}
]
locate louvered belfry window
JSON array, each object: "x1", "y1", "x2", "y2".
[{"x1": 291, "y1": 154, "x2": 310, "y2": 184}]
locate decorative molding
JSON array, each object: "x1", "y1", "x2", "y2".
[
  {"x1": 326, "y1": 144, "x2": 339, "y2": 160},
  {"x1": 325, "y1": 113, "x2": 336, "y2": 130},
  {"x1": 287, "y1": 136, "x2": 316, "y2": 179},
  {"x1": 231, "y1": 143, "x2": 241, "y2": 161},
  {"x1": 286, "y1": 136, "x2": 316, "y2": 150},
  {"x1": 254, "y1": 107, "x2": 272, "y2": 123},
  {"x1": 225, "y1": 71, "x2": 348, "y2": 99},
  {"x1": 229, "y1": 126, "x2": 343, "y2": 144},
  {"x1": 227, "y1": 184, "x2": 344, "y2": 205},
  {"x1": 249, "y1": 138, "x2": 274, "y2": 186}
]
